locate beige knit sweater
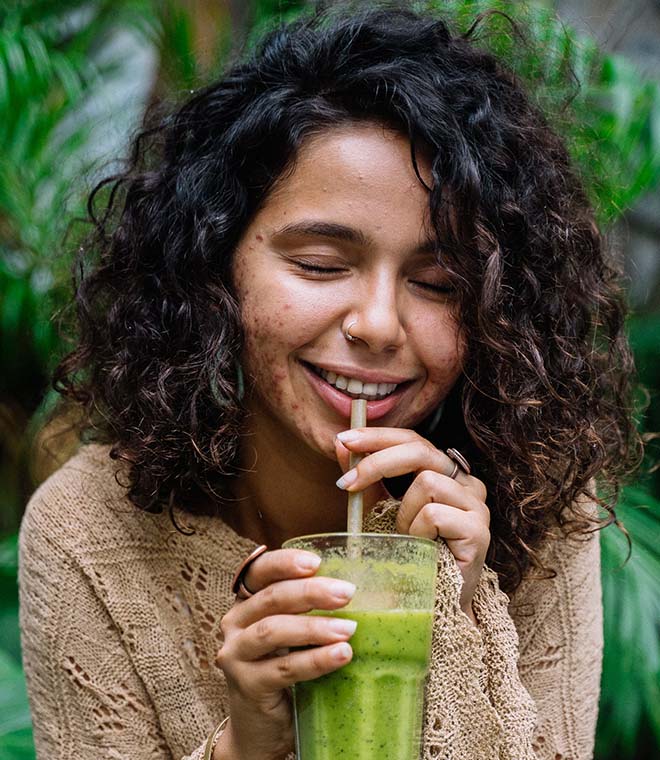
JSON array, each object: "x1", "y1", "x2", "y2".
[{"x1": 18, "y1": 444, "x2": 602, "y2": 760}]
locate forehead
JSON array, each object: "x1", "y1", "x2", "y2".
[
  {"x1": 293, "y1": 122, "x2": 432, "y2": 186},
  {"x1": 258, "y1": 123, "x2": 435, "y2": 246}
]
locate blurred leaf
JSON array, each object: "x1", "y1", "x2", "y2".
[
  {"x1": 421, "y1": 0, "x2": 660, "y2": 223},
  {"x1": 0, "y1": 730, "x2": 34, "y2": 760},
  {"x1": 248, "y1": 0, "x2": 308, "y2": 48},
  {"x1": 598, "y1": 488, "x2": 660, "y2": 756},
  {"x1": 628, "y1": 314, "x2": 660, "y2": 374},
  {"x1": 0, "y1": 535, "x2": 20, "y2": 665},
  {"x1": 0, "y1": 535, "x2": 17, "y2": 577},
  {"x1": 0, "y1": 0, "x2": 156, "y2": 407},
  {"x1": 0, "y1": 534, "x2": 31, "y2": 757},
  {"x1": 157, "y1": 0, "x2": 198, "y2": 91},
  {"x1": 0, "y1": 650, "x2": 31, "y2": 736},
  {"x1": 0, "y1": 650, "x2": 34, "y2": 759}
]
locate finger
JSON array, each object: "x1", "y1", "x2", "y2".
[
  {"x1": 334, "y1": 430, "x2": 391, "y2": 504},
  {"x1": 236, "y1": 614, "x2": 358, "y2": 660},
  {"x1": 336, "y1": 426, "x2": 420, "y2": 452},
  {"x1": 408, "y1": 504, "x2": 490, "y2": 564},
  {"x1": 242, "y1": 549, "x2": 321, "y2": 597},
  {"x1": 230, "y1": 576, "x2": 356, "y2": 629},
  {"x1": 337, "y1": 440, "x2": 471, "y2": 491},
  {"x1": 334, "y1": 437, "x2": 352, "y2": 474},
  {"x1": 397, "y1": 471, "x2": 490, "y2": 533},
  {"x1": 408, "y1": 502, "x2": 478, "y2": 542},
  {"x1": 245, "y1": 642, "x2": 354, "y2": 691},
  {"x1": 336, "y1": 429, "x2": 480, "y2": 491},
  {"x1": 334, "y1": 436, "x2": 392, "y2": 504}
]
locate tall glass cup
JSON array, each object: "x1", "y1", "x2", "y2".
[{"x1": 282, "y1": 533, "x2": 437, "y2": 760}]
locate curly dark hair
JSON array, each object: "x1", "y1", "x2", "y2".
[{"x1": 53, "y1": 3, "x2": 641, "y2": 593}]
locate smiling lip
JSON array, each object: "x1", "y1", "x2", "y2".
[
  {"x1": 300, "y1": 361, "x2": 412, "y2": 420},
  {"x1": 302, "y1": 361, "x2": 412, "y2": 385}
]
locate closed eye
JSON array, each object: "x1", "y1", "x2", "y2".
[
  {"x1": 411, "y1": 280, "x2": 455, "y2": 295},
  {"x1": 293, "y1": 261, "x2": 454, "y2": 292},
  {"x1": 294, "y1": 260, "x2": 345, "y2": 274}
]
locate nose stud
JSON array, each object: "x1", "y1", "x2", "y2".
[{"x1": 344, "y1": 320, "x2": 359, "y2": 343}]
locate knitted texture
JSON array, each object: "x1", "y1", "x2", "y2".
[
  {"x1": 364, "y1": 501, "x2": 537, "y2": 760},
  {"x1": 510, "y1": 522, "x2": 603, "y2": 759},
  {"x1": 19, "y1": 445, "x2": 602, "y2": 759}
]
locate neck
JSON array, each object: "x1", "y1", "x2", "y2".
[{"x1": 221, "y1": 410, "x2": 350, "y2": 548}]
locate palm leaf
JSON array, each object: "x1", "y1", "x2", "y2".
[
  {"x1": 420, "y1": 0, "x2": 660, "y2": 223},
  {"x1": 0, "y1": 0, "x2": 156, "y2": 399},
  {"x1": 0, "y1": 535, "x2": 34, "y2": 759},
  {"x1": 598, "y1": 488, "x2": 660, "y2": 756}
]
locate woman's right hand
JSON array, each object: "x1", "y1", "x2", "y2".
[{"x1": 214, "y1": 549, "x2": 357, "y2": 759}]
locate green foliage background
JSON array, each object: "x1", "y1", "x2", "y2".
[{"x1": 0, "y1": 1, "x2": 658, "y2": 758}]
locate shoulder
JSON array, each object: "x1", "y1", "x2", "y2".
[
  {"x1": 516, "y1": 489, "x2": 602, "y2": 586},
  {"x1": 20, "y1": 442, "x2": 257, "y2": 573},
  {"x1": 20, "y1": 444, "x2": 168, "y2": 562},
  {"x1": 508, "y1": 504, "x2": 602, "y2": 633}
]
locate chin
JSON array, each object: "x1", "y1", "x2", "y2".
[{"x1": 313, "y1": 435, "x2": 342, "y2": 462}]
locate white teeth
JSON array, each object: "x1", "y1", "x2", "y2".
[
  {"x1": 347, "y1": 378, "x2": 363, "y2": 394},
  {"x1": 314, "y1": 366, "x2": 400, "y2": 399}
]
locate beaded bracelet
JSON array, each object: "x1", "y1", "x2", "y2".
[{"x1": 203, "y1": 716, "x2": 230, "y2": 760}]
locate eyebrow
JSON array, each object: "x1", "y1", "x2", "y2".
[{"x1": 271, "y1": 220, "x2": 438, "y2": 257}]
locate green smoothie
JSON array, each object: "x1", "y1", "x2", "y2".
[{"x1": 294, "y1": 608, "x2": 433, "y2": 760}]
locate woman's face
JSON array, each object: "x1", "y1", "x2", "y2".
[{"x1": 232, "y1": 123, "x2": 465, "y2": 460}]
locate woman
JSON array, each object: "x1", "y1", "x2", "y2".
[{"x1": 19, "y1": 5, "x2": 638, "y2": 760}]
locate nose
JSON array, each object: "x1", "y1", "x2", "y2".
[{"x1": 345, "y1": 274, "x2": 406, "y2": 353}]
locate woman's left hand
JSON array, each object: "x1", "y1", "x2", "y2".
[{"x1": 334, "y1": 428, "x2": 490, "y2": 625}]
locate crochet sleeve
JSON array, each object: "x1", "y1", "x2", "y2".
[
  {"x1": 509, "y1": 525, "x2": 603, "y2": 760},
  {"x1": 18, "y1": 493, "x2": 210, "y2": 760}
]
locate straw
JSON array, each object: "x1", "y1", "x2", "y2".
[{"x1": 346, "y1": 398, "x2": 367, "y2": 534}]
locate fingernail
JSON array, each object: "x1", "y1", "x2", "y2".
[
  {"x1": 336, "y1": 430, "x2": 360, "y2": 443},
  {"x1": 330, "y1": 642, "x2": 352, "y2": 661},
  {"x1": 297, "y1": 553, "x2": 321, "y2": 572},
  {"x1": 336, "y1": 469, "x2": 358, "y2": 490},
  {"x1": 329, "y1": 619, "x2": 358, "y2": 636},
  {"x1": 328, "y1": 580, "x2": 356, "y2": 601}
]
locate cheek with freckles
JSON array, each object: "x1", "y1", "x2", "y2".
[
  {"x1": 402, "y1": 371, "x2": 459, "y2": 430},
  {"x1": 239, "y1": 290, "x2": 327, "y2": 444},
  {"x1": 240, "y1": 304, "x2": 289, "y2": 405},
  {"x1": 235, "y1": 249, "x2": 291, "y2": 402},
  {"x1": 401, "y1": 323, "x2": 465, "y2": 428}
]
